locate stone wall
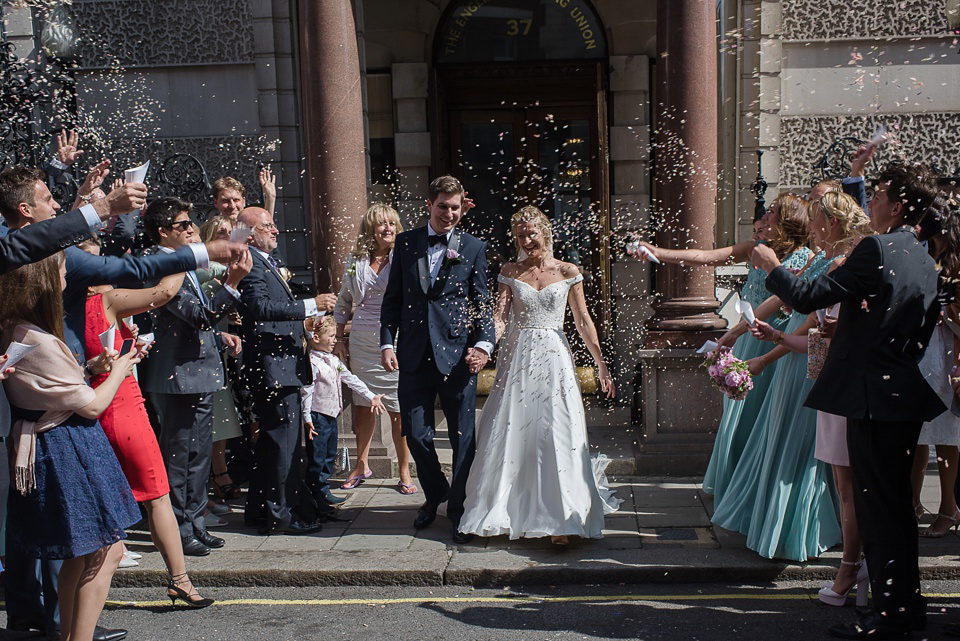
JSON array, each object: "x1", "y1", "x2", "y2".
[{"x1": 747, "y1": 0, "x2": 960, "y2": 199}]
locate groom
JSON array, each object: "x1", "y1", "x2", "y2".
[{"x1": 380, "y1": 175, "x2": 494, "y2": 543}]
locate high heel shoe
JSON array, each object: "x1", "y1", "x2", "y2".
[
  {"x1": 914, "y1": 502, "x2": 928, "y2": 522},
  {"x1": 550, "y1": 535, "x2": 569, "y2": 546},
  {"x1": 212, "y1": 472, "x2": 241, "y2": 500},
  {"x1": 919, "y1": 508, "x2": 960, "y2": 538},
  {"x1": 167, "y1": 573, "x2": 215, "y2": 609},
  {"x1": 818, "y1": 559, "x2": 869, "y2": 607}
]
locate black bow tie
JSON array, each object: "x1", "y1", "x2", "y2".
[{"x1": 428, "y1": 234, "x2": 449, "y2": 247}]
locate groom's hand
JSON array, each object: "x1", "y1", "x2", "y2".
[
  {"x1": 466, "y1": 347, "x2": 488, "y2": 374},
  {"x1": 382, "y1": 347, "x2": 399, "y2": 372}
]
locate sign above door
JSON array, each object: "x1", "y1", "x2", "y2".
[{"x1": 435, "y1": 0, "x2": 607, "y2": 64}]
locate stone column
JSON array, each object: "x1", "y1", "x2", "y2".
[
  {"x1": 649, "y1": 0, "x2": 724, "y2": 334},
  {"x1": 298, "y1": 0, "x2": 368, "y2": 292},
  {"x1": 635, "y1": 0, "x2": 725, "y2": 475}
]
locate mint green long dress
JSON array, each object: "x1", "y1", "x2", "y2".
[
  {"x1": 711, "y1": 251, "x2": 842, "y2": 562},
  {"x1": 702, "y1": 246, "x2": 813, "y2": 502}
]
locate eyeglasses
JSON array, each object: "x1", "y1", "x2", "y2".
[
  {"x1": 256, "y1": 222, "x2": 278, "y2": 231},
  {"x1": 169, "y1": 220, "x2": 193, "y2": 232}
]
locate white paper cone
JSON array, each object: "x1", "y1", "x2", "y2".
[
  {"x1": 868, "y1": 124, "x2": 888, "y2": 149},
  {"x1": 124, "y1": 160, "x2": 150, "y2": 184},
  {"x1": 230, "y1": 225, "x2": 253, "y2": 243},
  {"x1": 639, "y1": 245, "x2": 661, "y2": 264},
  {"x1": 735, "y1": 300, "x2": 757, "y2": 327},
  {"x1": 696, "y1": 340, "x2": 719, "y2": 354},
  {"x1": 3, "y1": 341, "x2": 38, "y2": 369},
  {"x1": 99, "y1": 323, "x2": 117, "y2": 351},
  {"x1": 137, "y1": 333, "x2": 155, "y2": 348}
]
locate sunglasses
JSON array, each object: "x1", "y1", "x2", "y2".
[{"x1": 169, "y1": 220, "x2": 193, "y2": 232}]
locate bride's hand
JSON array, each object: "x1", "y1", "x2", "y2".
[{"x1": 597, "y1": 364, "x2": 615, "y2": 399}]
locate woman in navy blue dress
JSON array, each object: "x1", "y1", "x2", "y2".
[{"x1": 1, "y1": 253, "x2": 142, "y2": 641}]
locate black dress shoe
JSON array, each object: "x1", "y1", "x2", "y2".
[
  {"x1": 180, "y1": 536, "x2": 211, "y2": 557},
  {"x1": 195, "y1": 529, "x2": 225, "y2": 549},
  {"x1": 452, "y1": 528, "x2": 474, "y2": 544},
  {"x1": 829, "y1": 612, "x2": 912, "y2": 640},
  {"x1": 263, "y1": 519, "x2": 323, "y2": 535},
  {"x1": 414, "y1": 501, "x2": 440, "y2": 529},
  {"x1": 7, "y1": 618, "x2": 44, "y2": 633},
  {"x1": 93, "y1": 626, "x2": 128, "y2": 641}
]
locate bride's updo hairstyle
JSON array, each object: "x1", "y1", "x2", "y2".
[{"x1": 511, "y1": 205, "x2": 553, "y2": 257}]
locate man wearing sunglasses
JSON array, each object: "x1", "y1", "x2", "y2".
[{"x1": 139, "y1": 197, "x2": 252, "y2": 557}]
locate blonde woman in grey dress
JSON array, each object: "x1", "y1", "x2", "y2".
[{"x1": 333, "y1": 204, "x2": 415, "y2": 493}]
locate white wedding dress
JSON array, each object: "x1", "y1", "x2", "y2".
[{"x1": 459, "y1": 273, "x2": 622, "y2": 539}]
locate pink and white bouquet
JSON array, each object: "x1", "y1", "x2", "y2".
[{"x1": 702, "y1": 346, "x2": 753, "y2": 401}]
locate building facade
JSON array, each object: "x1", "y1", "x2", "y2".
[{"x1": 2, "y1": 0, "x2": 959, "y2": 467}]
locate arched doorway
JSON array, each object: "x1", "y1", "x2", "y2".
[{"x1": 432, "y1": 0, "x2": 611, "y2": 340}]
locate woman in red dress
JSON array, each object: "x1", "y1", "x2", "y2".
[{"x1": 80, "y1": 240, "x2": 212, "y2": 608}]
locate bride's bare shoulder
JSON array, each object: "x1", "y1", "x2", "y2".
[
  {"x1": 500, "y1": 262, "x2": 522, "y2": 278},
  {"x1": 557, "y1": 261, "x2": 581, "y2": 278}
]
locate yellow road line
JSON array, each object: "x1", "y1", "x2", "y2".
[{"x1": 100, "y1": 593, "x2": 960, "y2": 608}]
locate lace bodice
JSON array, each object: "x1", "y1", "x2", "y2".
[{"x1": 500, "y1": 274, "x2": 583, "y2": 330}]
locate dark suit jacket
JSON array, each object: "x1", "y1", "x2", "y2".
[
  {"x1": 62, "y1": 244, "x2": 199, "y2": 357},
  {"x1": 138, "y1": 268, "x2": 237, "y2": 396},
  {"x1": 766, "y1": 226, "x2": 945, "y2": 422},
  {"x1": 380, "y1": 226, "x2": 494, "y2": 376},
  {"x1": 237, "y1": 249, "x2": 311, "y2": 389},
  {"x1": 0, "y1": 210, "x2": 92, "y2": 275}
]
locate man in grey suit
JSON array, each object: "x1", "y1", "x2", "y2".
[{"x1": 138, "y1": 197, "x2": 252, "y2": 556}]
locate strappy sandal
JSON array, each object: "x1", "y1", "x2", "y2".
[
  {"x1": 212, "y1": 471, "x2": 241, "y2": 500},
  {"x1": 919, "y1": 508, "x2": 960, "y2": 538}
]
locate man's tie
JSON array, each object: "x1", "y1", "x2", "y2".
[
  {"x1": 267, "y1": 254, "x2": 281, "y2": 271},
  {"x1": 428, "y1": 234, "x2": 448, "y2": 247},
  {"x1": 187, "y1": 271, "x2": 208, "y2": 306}
]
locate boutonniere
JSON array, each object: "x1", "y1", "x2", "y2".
[
  {"x1": 444, "y1": 248, "x2": 463, "y2": 265},
  {"x1": 347, "y1": 260, "x2": 357, "y2": 275}
]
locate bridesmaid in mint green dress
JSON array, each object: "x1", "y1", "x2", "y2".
[
  {"x1": 702, "y1": 243, "x2": 811, "y2": 500},
  {"x1": 636, "y1": 193, "x2": 812, "y2": 504},
  {"x1": 711, "y1": 249, "x2": 842, "y2": 561}
]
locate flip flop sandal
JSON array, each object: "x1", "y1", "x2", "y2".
[
  {"x1": 398, "y1": 481, "x2": 418, "y2": 495},
  {"x1": 341, "y1": 470, "x2": 373, "y2": 489}
]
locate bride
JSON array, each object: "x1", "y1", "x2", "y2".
[{"x1": 459, "y1": 206, "x2": 621, "y2": 545}]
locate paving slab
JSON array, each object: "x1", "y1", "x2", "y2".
[{"x1": 103, "y1": 472, "x2": 960, "y2": 589}]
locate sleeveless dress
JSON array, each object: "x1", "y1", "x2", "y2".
[
  {"x1": 711, "y1": 252, "x2": 842, "y2": 561},
  {"x1": 341, "y1": 260, "x2": 400, "y2": 413},
  {"x1": 84, "y1": 294, "x2": 170, "y2": 501},
  {"x1": 703, "y1": 246, "x2": 812, "y2": 501},
  {"x1": 459, "y1": 274, "x2": 622, "y2": 539},
  {"x1": 918, "y1": 320, "x2": 960, "y2": 447}
]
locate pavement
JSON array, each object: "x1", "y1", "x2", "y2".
[{"x1": 110, "y1": 468, "x2": 960, "y2": 589}]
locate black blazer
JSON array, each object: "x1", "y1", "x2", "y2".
[
  {"x1": 380, "y1": 226, "x2": 494, "y2": 376},
  {"x1": 765, "y1": 226, "x2": 945, "y2": 422},
  {"x1": 237, "y1": 249, "x2": 311, "y2": 389},
  {"x1": 0, "y1": 209, "x2": 92, "y2": 275},
  {"x1": 138, "y1": 269, "x2": 237, "y2": 396}
]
